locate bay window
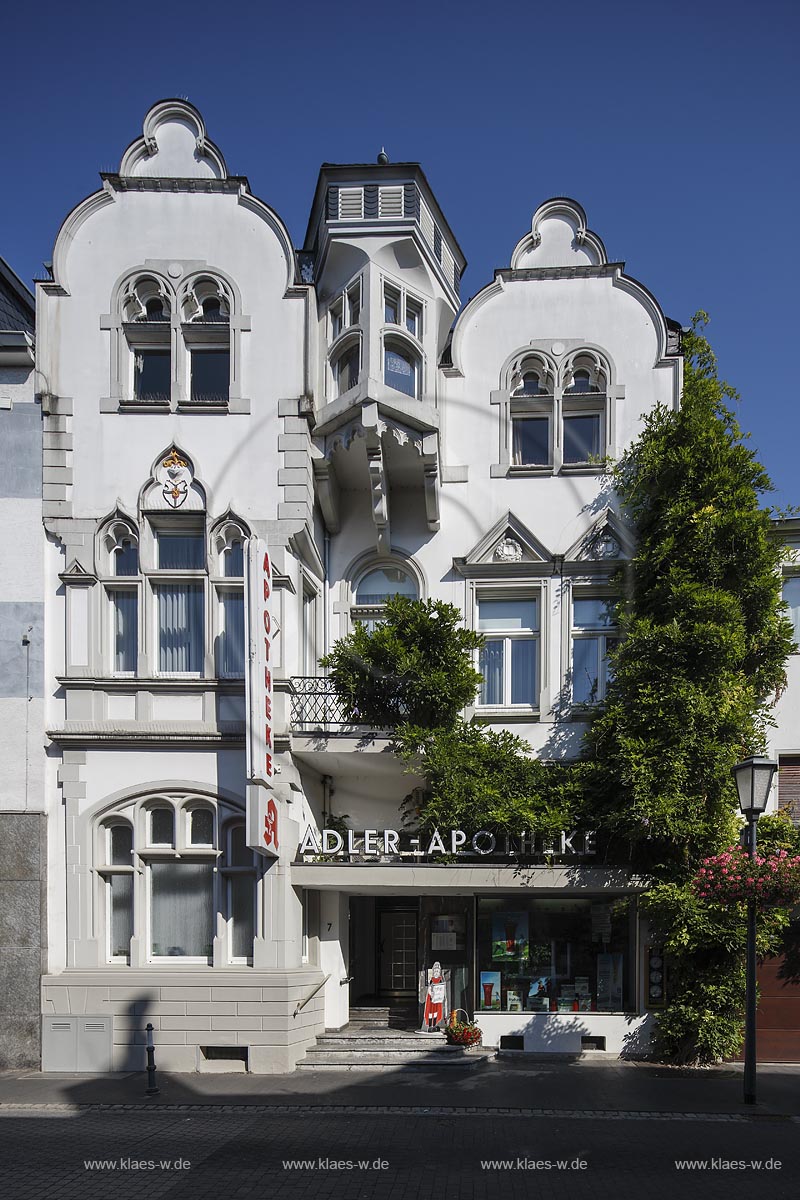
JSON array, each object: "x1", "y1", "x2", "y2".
[
  {"x1": 384, "y1": 339, "x2": 419, "y2": 398},
  {"x1": 477, "y1": 596, "x2": 539, "y2": 708}
]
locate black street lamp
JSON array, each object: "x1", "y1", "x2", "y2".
[{"x1": 732, "y1": 755, "x2": 777, "y2": 1106}]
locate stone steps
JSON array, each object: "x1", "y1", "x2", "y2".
[{"x1": 297, "y1": 1008, "x2": 493, "y2": 1071}]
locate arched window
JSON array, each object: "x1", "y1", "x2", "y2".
[
  {"x1": 562, "y1": 357, "x2": 607, "y2": 465},
  {"x1": 182, "y1": 276, "x2": 233, "y2": 406},
  {"x1": 122, "y1": 276, "x2": 173, "y2": 406},
  {"x1": 352, "y1": 562, "x2": 419, "y2": 629},
  {"x1": 509, "y1": 357, "x2": 555, "y2": 468},
  {"x1": 95, "y1": 795, "x2": 256, "y2": 965},
  {"x1": 384, "y1": 339, "x2": 419, "y2": 398},
  {"x1": 332, "y1": 337, "x2": 361, "y2": 398}
]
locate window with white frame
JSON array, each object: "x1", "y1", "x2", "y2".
[
  {"x1": 477, "y1": 595, "x2": 539, "y2": 708},
  {"x1": 103, "y1": 523, "x2": 140, "y2": 676},
  {"x1": 329, "y1": 280, "x2": 362, "y2": 342},
  {"x1": 509, "y1": 360, "x2": 554, "y2": 468},
  {"x1": 96, "y1": 796, "x2": 256, "y2": 965},
  {"x1": 571, "y1": 595, "x2": 618, "y2": 706},
  {"x1": 301, "y1": 581, "x2": 319, "y2": 675},
  {"x1": 153, "y1": 527, "x2": 206, "y2": 674},
  {"x1": 783, "y1": 576, "x2": 800, "y2": 645},
  {"x1": 383, "y1": 282, "x2": 424, "y2": 340},
  {"x1": 331, "y1": 337, "x2": 361, "y2": 397},
  {"x1": 352, "y1": 563, "x2": 419, "y2": 630}
]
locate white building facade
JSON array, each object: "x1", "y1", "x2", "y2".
[{"x1": 34, "y1": 99, "x2": 798, "y2": 1073}]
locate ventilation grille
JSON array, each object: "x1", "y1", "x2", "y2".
[
  {"x1": 378, "y1": 186, "x2": 404, "y2": 218},
  {"x1": 338, "y1": 188, "x2": 364, "y2": 220}
]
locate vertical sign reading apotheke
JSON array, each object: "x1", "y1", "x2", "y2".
[{"x1": 245, "y1": 538, "x2": 279, "y2": 857}]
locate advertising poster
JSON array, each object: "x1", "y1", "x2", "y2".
[
  {"x1": 491, "y1": 912, "x2": 529, "y2": 960},
  {"x1": 480, "y1": 971, "x2": 501, "y2": 1010}
]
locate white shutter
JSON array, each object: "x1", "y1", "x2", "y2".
[
  {"x1": 338, "y1": 188, "x2": 364, "y2": 220},
  {"x1": 378, "y1": 186, "x2": 404, "y2": 218},
  {"x1": 441, "y1": 241, "x2": 455, "y2": 288},
  {"x1": 779, "y1": 757, "x2": 800, "y2": 825}
]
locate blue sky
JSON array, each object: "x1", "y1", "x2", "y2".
[{"x1": 3, "y1": 0, "x2": 798, "y2": 506}]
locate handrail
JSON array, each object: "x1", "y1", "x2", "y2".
[{"x1": 294, "y1": 973, "x2": 331, "y2": 1017}]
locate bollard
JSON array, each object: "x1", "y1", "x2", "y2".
[{"x1": 145, "y1": 1022, "x2": 160, "y2": 1096}]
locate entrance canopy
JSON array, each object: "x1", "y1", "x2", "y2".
[{"x1": 291, "y1": 863, "x2": 648, "y2": 895}]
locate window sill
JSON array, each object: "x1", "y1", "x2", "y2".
[
  {"x1": 507, "y1": 465, "x2": 554, "y2": 476},
  {"x1": 474, "y1": 707, "x2": 540, "y2": 723},
  {"x1": 560, "y1": 463, "x2": 606, "y2": 475}
]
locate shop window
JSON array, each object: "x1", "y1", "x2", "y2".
[
  {"x1": 477, "y1": 596, "x2": 539, "y2": 708},
  {"x1": 151, "y1": 861, "x2": 215, "y2": 959},
  {"x1": 220, "y1": 823, "x2": 257, "y2": 962},
  {"x1": 352, "y1": 562, "x2": 419, "y2": 630},
  {"x1": 476, "y1": 896, "x2": 635, "y2": 1014},
  {"x1": 149, "y1": 807, "x2": 175, "y2": 847},
  {"x1": 571, "y1": 596, "x2": 618, "y2": 706},
  {"x1": 189, "y1": 807, "x2": 214, "y2": 846},
  {"x1": 783, "y1": 576, "x2": 800, "y2": 644}
]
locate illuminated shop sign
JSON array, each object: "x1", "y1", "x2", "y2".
[{"x1": 297, "y1": 827, "x2": 597, "y2": 859}]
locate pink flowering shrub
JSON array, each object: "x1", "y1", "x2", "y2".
[{"x1": 694, "y1": 845, "x2": 800, "y2": 907}]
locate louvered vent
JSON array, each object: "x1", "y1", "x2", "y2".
[
  {"x1": 338, "y1": 188, "x2": 364, "y2": 220},
  {"x1": 441, "y1": 242, "x2": 455, "y2": 287},
  {"x1": 419, "y1": 199, "x2": 435, "y2": 249},
  {"x1": 378, "y1": 186, "x2": 404, "y2": 218},
  {"x1": 779, "y1": 756, "x2": 800, "y2": 825}
]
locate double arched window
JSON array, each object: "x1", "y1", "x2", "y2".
[
  {"x1": 113, "y1": 270, "x2": 241, "y2": 410},
  {"x1": 499, "y1": 349, "x2": 610, "y2": 473}
]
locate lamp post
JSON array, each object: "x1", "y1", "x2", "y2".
[{"x1": 732, "y1": 756, "x2": 777, "y2": 1106}]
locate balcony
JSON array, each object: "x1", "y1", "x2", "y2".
[{"x1": 290, "y1": 676, "x2": 357, "y2": 733}]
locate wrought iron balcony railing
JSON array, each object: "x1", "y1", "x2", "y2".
[{"x1": 290, "y1": 676, "x2": 358, "y2": 731}]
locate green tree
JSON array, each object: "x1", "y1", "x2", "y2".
[{"x1": 320, "y1": 596, "x2": 484, "y2": 729}]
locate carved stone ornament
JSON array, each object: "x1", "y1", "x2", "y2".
[
  {"x1": 591, "y1": 533, "x2": 620, "y2": 559},
  {"x1": 493, "y1": 537, "x2": 524, "y2": 563},
  {"x1": 160, "y1": 449, "x2": 192, "y2": 509}
]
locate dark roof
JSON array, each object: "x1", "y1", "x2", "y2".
[{"x1": 0, "y1": 256, "x2": 35, "y2": 333}]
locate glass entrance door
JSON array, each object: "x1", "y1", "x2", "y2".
[{"x1": 378, "y1": 909, "x2": 417, "y2": 997}]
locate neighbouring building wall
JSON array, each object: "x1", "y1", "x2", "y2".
[{"x1": 0, "y1": 257, "x2": 46, "y2": 1067}]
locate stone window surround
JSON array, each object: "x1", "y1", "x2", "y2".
[
  {"x1": 64, "y1": 783, "x2": 267, "y2": 970},
  {"x1": 490, "y1": 341, "x2": 623, "y2": 478},
  {"x1": 333, "y1": 548, "x2": 426, "y2": 637},
  {"x1": 468, "y1": 577, "x2": 546, "y2": 720},
  {"x1": 100, "y1": 263, "x2": 251, "y2": 414},
  {"x1": 61, "y1": 511, "x2": 250, "y2": 682}
]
